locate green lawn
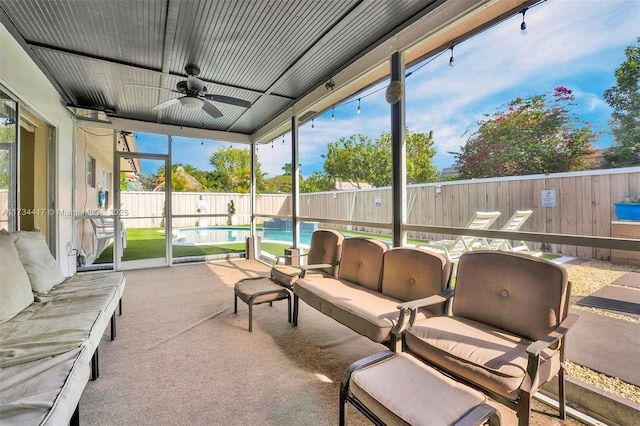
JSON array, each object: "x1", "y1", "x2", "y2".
[
  {"x1": 94, "y1": 227, "x2": 293, "y2": 263},
  {"x1": 94, "y1": 226, "x2": 558, "y2": 263}
]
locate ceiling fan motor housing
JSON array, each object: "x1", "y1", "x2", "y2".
[
  {"x1": 184, "y1": 64, "x2": 201, "y2": 76},
  {"x1": 176, "y1": 80, "x2": 188, "y2": 92}
]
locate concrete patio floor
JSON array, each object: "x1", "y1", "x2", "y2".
[{"x1": 79, "y1": 258, "x2": 640, "y2": 425}]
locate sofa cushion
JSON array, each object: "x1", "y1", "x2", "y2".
[
  {"x1": 0, "y1": 234, "x2": 34, "y2": 323},
  {"x1": 337, "y1": 238, "x2": 388, "y2": 291},
  {"x1": 380, "y1": 248, "x2": 449, "y2": 314},
  {"x1": 405, "y1": 316, "x2": 560, "y2": 400},
  {"x1": 307, "y1": 229, "x2": 344, "y2": 276},
  {"x1": 453, "y1": 251, "x2": 568, "y2": 342},
  {"x1": 350, "y1": 353, "x2": 487, "y2": 426},
  {"x1": 11, "y1": 231, "x2": 65, "y2": 294},
  {"x1": 295, "y1": 277, "x2": 433, "y2": 343}
]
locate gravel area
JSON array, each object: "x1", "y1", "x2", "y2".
[{"x1": 563, "y1": 259, "x2": 640, "y2": 404}]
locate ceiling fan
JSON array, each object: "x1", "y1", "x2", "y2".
[{"x1": 138, "y1": 64, "x2": 252, "y2": 118}]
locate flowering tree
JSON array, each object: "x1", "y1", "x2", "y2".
[{"x1": 454, "y1": 87, "x2": 597, "y2": 179}]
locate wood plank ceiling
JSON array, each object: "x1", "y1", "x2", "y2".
[{"x1": 0, "y1": 0, "x2": 532, "y2": 141}]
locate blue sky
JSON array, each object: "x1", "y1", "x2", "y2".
[{"x1": 136, "y1": 0, "x2": 639, "y2": 179}]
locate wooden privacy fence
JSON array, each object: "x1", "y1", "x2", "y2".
[
  {"x1": 298, "y1": 167, "x2": 639, "y2": 260},
  {"x1": 119, "y1": 167, "x2": 639, "y2": 260},
  {"x1": 119, "y1": 192, "x2": 290, "y2": 228}
]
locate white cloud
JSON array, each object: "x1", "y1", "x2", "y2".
[
  {"x1": 172, "y1": 0, "x2": 639, "y2": 175},
  {"x1": 396, "y1": 0, "x2": 639, "y2": 169}
]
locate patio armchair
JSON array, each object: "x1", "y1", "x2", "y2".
[
  {"x1": 396, "y1": 250, "x2": 578, "y2": 426},
  {"x1": 270, "y1": 229, "x2": 344, "y2": 289},
  {"x1": 419, "y1": 211, "x2": 501, "y2": 262}
]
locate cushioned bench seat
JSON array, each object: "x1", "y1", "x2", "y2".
[
  {"x1": 0, "y1": 231, "x2": 126, "y2": 426},
  {"x1": 0, "y1": 273, "x2": 124, "y2": 368},
  {"x1": 0, "y1": 346, "x2": 91, "y2": 426}
]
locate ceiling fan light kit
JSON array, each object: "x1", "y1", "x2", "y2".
[{"x1": 180, "y1": 96, "x2": 204, "y2": 109}]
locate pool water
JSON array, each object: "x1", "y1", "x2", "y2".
[{"x1": 173, "y1": 227, "x2": 313, "y2": 245}]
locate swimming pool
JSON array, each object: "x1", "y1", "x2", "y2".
[{"x1": 172, "y1": 226, "x2": 313, "y2": 245}]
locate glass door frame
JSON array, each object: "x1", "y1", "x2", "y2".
[
  {"x1": 0, "y1": 85, "x2": 18, "y2": 232},
  {"x1": 114, "y1": 144, "x2": 171, "y2": 270}
]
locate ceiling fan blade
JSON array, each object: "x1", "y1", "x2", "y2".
[
  {"x1": 203, "y1": 94, "x2": 252, "y2": 109},
  {"x1": 187, "y1": 75, "x2": 205, "y2": 93},
  {"x1": 152, "y1": 98, "x2": 180, "y2": 111},
  {"x1": 201, "y1": 99, "x2": 224, "y2": 118}
]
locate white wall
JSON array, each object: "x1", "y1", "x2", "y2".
[
  {"x1": 75, "y1": 129, "x2": 115, "y2": 257},
  {"x1": 0, "y1": 23, "x2": 77, "y2": 276}
]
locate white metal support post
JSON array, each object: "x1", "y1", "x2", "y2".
[
  {"x1": 246, "y1": 141, "x2": 260, "y2": 260},
  {"x1": 291, "y1": 116, "x2": 300, "y2": 249}
]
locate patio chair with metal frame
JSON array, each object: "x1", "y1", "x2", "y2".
[{"x1": 396, "y1": 250, "x2": 578, "y2": 426}]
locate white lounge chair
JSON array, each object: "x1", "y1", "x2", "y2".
[
  {"x1": 480, "y1": 210, "x2": 533, "y2": 252},
  {"x1": 90, "y1": 216, "x2": 127, "y2": 259},
  {"x1": 419, "y1": 211, "x2": 501, "y2": 262}
]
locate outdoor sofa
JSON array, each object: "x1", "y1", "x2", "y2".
[
  {"x1": 0, "y1": 230, "x2": 125, "y2": 425},
  {"x1": 293, "y1": 237, "x2": 452, "y2": 348}
]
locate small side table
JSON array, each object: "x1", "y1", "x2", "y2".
[
  {"x1": 341, "y1": 351, "x2": 501, "y2": 426},
  {"x1": 234, "y1": 277, "x2": 291, "y2": 332}
]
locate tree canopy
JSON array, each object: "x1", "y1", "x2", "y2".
[
  {"x1": 453, "y1": 87, "x2": 597, "y2": 179},
  {"x1": 300, "y1": 171, "x2": 334, "y2": 193},
  {"x1": 603, "y1": 37, "x2": 640, "y2": 168},
  {"x1": 209, "y1": 146, "x2": 265, "y2": 193},
  {"x1": 322, "y1": 129, "x2": 438, "y2": 188}
]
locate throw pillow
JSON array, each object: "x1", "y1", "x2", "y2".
[
  {"x1": 0, "y1": 234, "x2": 34, "y2": 322},
  {"x1": 11, "y1": 231, "x2": 65, "y2": 294}
]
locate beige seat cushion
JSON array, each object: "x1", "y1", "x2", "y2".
[
  {"x1": 11, "y1": 231, "x2": 65, "y2": 294},
  {"x1": 234, "y1": 278, "x2": 289, "y2": 305},
  {"x1": 0, "y1": 346, "x2": 91, "y2": 426},
  {"x1": 62, "y1": 271, "x2": 126, "y2": 299},
  {"x1": 0, "y1": 234, "x2": 34, "y2": 323},
  {"x1": 0, "y1": 284, "x2": 119, "y2": 368},
  {"x1": 271, "y1": 265, "x2": 332, "y2": 288},
  {"x1": 405, "y1": 316, "x2": 560, "y2": 400},
  {"x1": 350, "y1": 353, "x2": 486, "y2": 426},
  {"x1": 295, "y1": 277, "x2": 433, "y2": 343}
]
